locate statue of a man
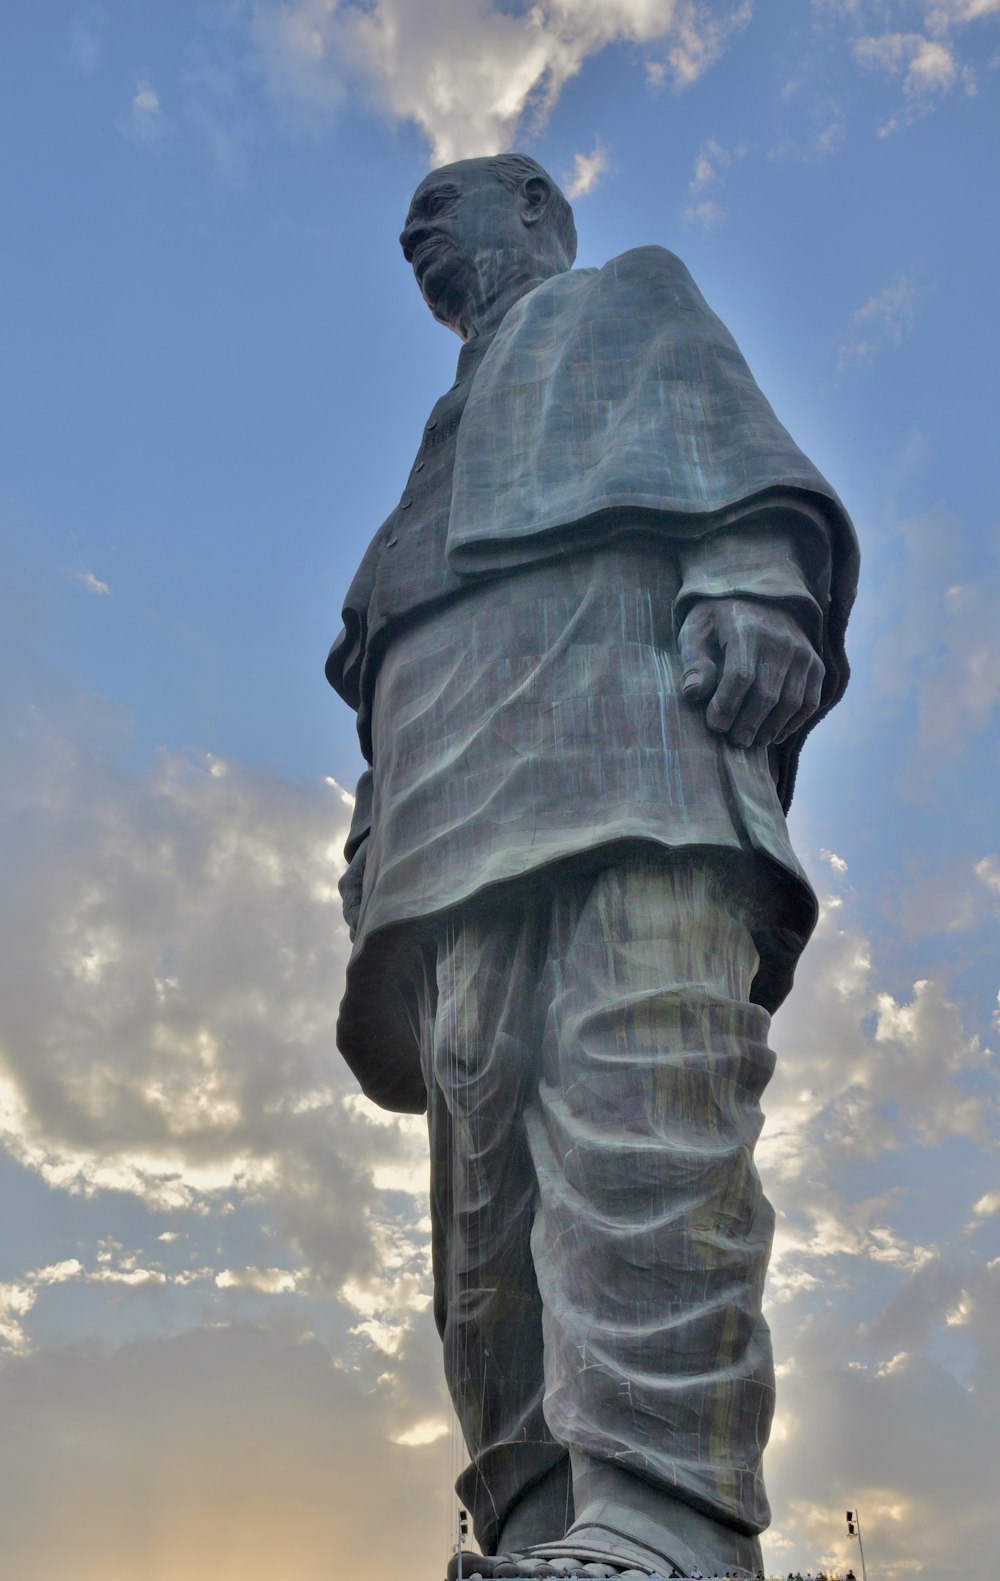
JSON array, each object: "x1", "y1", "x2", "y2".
[{"x1": 327, "y1": 155, "x2": 858, "y2": 1579}]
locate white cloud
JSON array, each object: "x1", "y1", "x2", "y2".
[
  {"x1": 32, "y1": 1259, "x2": 83, "y2": 1285},
  {"x1": 127, "y1": 78, "x2": 164, "y2": 141},
  {"x1": 975, "y1": 855, "x2": 1000, "y2": 896},
  {"x1": 800, "y1": 2, "x2": 995, "y2": 139},
  {"x1": 216, "y1": 1266, "x2": 303, "y2": 1294},
  {"x1": 837, "y1": 273, "x2": 918, "y2": 369},
  {"x1": 684, "y1": 196, "x2": 726, "y2": 229},
  {"x1": 856, "y1": 29, "x2": 958, "y2": 88},
  {"x1": 762, "y1": 883, "x2": 998, "y2": 1192},
  {"x1": 73, "y1": 570, "x2": 110, "y2": 595},
  {"x1": 649, "y1": 0, "x2": 752, "y2": 86},
  {"x1": 564, "y1": 139, "x2": 609, "y2": 199},
  {"x1": 252, "y1": 0, "x2": 751, "y2": 164},
  {"x1": 854, "y1": 28, "x2": 978, "y2": 132},
  {"x1": 91, "y1": 1264, "x2": 167, "y2": 1287},
  {"x1": 391, "y1": 1416, "x2": 450, "y2": 1446},
  {"x1": 0, "y1": 1261, "x2": 84, "y2": 1353},
  {"x1": 0, "y1": 633, "x2": 443, "y2": 1347},
  {"x1": 925, "y1": 0, "x2": 1000, "y2": 30},
  {"x1": 0, "y1": 1282, "x2": 36, "y2": 1354},
  {"x1": 683, "y1": 135, "x2": 747, "y2": 228},
  {"x1": 756, "y1": 873, "x2": 1000, "y2": 1573},
  {"x1": 339, "y1": 1216, "x2": 433, "y2": 1356}
]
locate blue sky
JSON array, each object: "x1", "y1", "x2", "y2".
[{"x1": 1, "y1": 3, "x2": 998, "y2": 1577}]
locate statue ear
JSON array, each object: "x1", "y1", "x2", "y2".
[{"x1": 519, "y1": 174, "x2": 551, "y2": 227}]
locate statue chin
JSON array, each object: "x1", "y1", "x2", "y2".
[{"x1": 419, "y1": 259, "x2": 472, "y2": 331}]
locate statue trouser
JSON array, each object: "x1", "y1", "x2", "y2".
[{"x1": 419, "y1": 849, "x2": 778, "y2": 1577}]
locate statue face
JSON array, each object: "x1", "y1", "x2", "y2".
[{"x1": 399, "y1": 160, "x2": 535, "y2": 333}]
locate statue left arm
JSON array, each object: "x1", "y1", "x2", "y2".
[{"x1": 675, "y1": 520, "x2": 828, "y2": 749}]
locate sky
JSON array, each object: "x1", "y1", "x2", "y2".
[{"x1": 1, "y1": 2, "x2": 998, "y2": 1578}]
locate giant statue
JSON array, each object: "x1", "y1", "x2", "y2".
[{"x1": 326, "y1": 155, "x2": 858, "y2": 1579}]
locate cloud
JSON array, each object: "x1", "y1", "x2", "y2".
[
  {"x1": 683, "y1": 135, "x2": 747, "y2": 228},
  {"x1": 684, "y1": 196, "x2": 726, "y2": 229},
  {"x1": 216, "y1": 1266, "x2": 304, "y2": 1293},
  {"x1": 760, "y1": 877, "x2": 999, "y2": 1202},
  {"x1": 647, "y1": 0, "x2": 751, "y2": 86},
  {"x1": 0, "y1": 616, "x2": 442, "y2": 1346},
  {"x1": 970, "y1": 1189, "x2": 1000, "y2": 1218},
  {"x1": 252, "y1": 0, "x2": 752, "y2": 164},
  {"x1": 767, "y1": 112, "x2": 846, "y2": 163},
  {"x1": 856, "y1": 29, "x2": 959, "y2": 89},
  {"x1": 799, "y1": 2, "x2": 995, "y2": 140},
  {"x1": 0, "y1": 1282, "x2": 36, "y2": 1355},
  {"x1": 976, "y1": 855, "x2": 1000, "y2": 897},
  {"x1": 764, "y1": 1346, "x2": 1000, "y2": 1577},
  {"x1": 869, "y1": 507, "x2": 1000, "y2": 790},
  {"x1": 563, "y1": 139, "x2": 609, "y2": 198},
  {"x1": 924, "y1": 0, "x2": 1000, "y2": 31},
  {"x1": 0, "y1": 631, "x2": 457, "y2": 1576},
  {"x1": 0, "y1": 1261, "x2": 85, "y2": 1355},
  {"x1": 819, "y1": 847, "x2": 849, "y2": 874},
  {"x1": 754, "y1": 871, "x2": 1000, "y2": 1575},
  {"x1": 67, "y1": 7, "x2": 105, "y2": 74},
  {"x1": 837, "y1": 272, "x2": 918, "y2": 369},
  {"x1": 72, "y1": 570, "x2": 110, "y2": 596},
  {"x1": 392, "y1": 1415, "x2": 450, "y2": 1446},
  {"x1": 854, "y1": 27, "x2": 978, "y2": 132},
  {"x1": 125, "y1": 78, "x2": 164, "y2": 141}
]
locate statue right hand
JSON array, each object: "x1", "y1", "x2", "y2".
[{"x1": 678, "y1": 596, "x2": 825, "y2": 749}]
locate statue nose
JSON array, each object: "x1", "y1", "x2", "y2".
[{"x1": 400, "y1": 219, "x2": 432, "y2": 263}]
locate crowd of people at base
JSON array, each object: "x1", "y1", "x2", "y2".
[{"x1": 666, "y1": 1571, "x2": 858, "y2": 1580}]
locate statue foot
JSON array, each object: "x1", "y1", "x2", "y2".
[
  {"x1": 445, "y1": 1521, "x2": 762, "y2": 1579},
  {"x1": 446, "y1": 1540, "x2": 684, "y2": 1579}
]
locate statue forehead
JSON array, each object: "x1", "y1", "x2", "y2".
[{"x1": 410, "y1": 159, "x2": 506, "y2": 205}]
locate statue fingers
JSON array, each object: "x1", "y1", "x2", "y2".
[
  {"x1": 678, "y1": 613, "x2": 719, "y2": 702},
  {"x1": 704, "y1": 647, "x2": 756, "y2": 735},
  {"x1": 773, "y1": 655, "x2": 826, "y2": 743},
  {"x1": 751, "y1": 659, "x2": 810, "y2": 747},
  {"x1": 726, "y1": 660, "x2": 791, "y2": 747}
]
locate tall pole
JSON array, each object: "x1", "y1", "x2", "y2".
[
  {"x1": 846, "y1": 1507, "x2": 869, "y2": 1581},
  {"x1": 454, "y1": 1506, "x2": 468, "y2": 1581}
]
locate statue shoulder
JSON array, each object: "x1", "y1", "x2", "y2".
[
  {"x1": 600, "y1": 244, "x2": 690, "y2": 275},
  {"x1": 595, "y1": 245, "x2": 701, "y2": 300},
  {"x1": 540, "y1": 248, "x2": 692, "y2": 291},
  {"x1": 513, "y1": 250, "x2": 698, "y2": 332}
]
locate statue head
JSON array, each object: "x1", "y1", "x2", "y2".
[{"x1": 399, "y1": 154, "x2": 577, "y2": 338}]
